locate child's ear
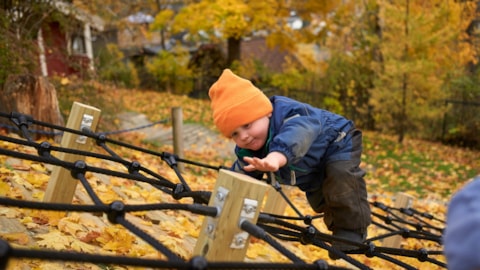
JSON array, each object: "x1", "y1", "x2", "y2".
[{"x1": 268, "y1": 113, "x2": 272, "y2": 117}]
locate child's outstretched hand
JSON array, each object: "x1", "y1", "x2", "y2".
[{"x1": 243, "y1": 152, "x2": 287, "y2": 172}]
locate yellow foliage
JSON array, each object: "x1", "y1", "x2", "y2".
[{"x1": 97, "y1": 226, "x2": 136, "y2": 254}]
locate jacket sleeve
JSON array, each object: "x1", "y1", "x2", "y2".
[{"x1": 269, "y1": 115, "x2": 323, "y2": 164}]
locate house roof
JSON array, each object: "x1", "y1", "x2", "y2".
[
  {"x1": 52, "y1": 0, "x2": 105, "y2": 31},
  {"x1": 241, "y1": 37, "x2": 302, "y2": 73}
]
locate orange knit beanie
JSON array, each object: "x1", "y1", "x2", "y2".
[{"x1": 209, "y1": 69, "x2": 273, "y2": 138}]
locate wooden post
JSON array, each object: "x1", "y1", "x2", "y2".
[
  {"x1": 44, "y1": 102, "x2": 101, "y2": 203},
  {"x1": 193, "y1": 169, "x2": 269, "y2": 261},
  {"x1": 262, "y1": 185, "x2": 293, "y2": 215},
  {"x1": 171, "y1": 107, "x2": 184, "y2": 172},
  {"x1": 382, "y1": 192, "x2": 414, "y2": 248}
]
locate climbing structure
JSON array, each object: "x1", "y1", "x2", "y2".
[{"x1": 0, "y1": 109, "x2": 446, "y2": 270}]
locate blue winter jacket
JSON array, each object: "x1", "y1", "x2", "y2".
[{"x1": 232, "y1": 95, "x2": 355, "y2": 193}]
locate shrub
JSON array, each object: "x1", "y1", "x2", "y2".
[{"x1": 97, "y1": 43, "x2": 140, "y2": 88}]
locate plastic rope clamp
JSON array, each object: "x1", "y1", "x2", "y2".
[{"x1": 107, "y1": 200, "x2": 126, "y2": 223}]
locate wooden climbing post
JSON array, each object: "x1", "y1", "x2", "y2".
[
  {"x1": 44, "y1": 102, "x2": 101, "y2": 203},
  {"x1": 193, "y1": 169, "x2": 269, "y2": 261},
  {"x1": 382, "y1": 192, "x2": 414, "y2": 248},
  {"x1": 171, "y1": 107, "x2": 184, "y2": 172},
  {"x1": 262, "y1": 185, "x2": 293, "y2": 215}
]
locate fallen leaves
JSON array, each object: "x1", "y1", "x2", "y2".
[
  {"x1": 96, "y1": 226, "x2": 136, "y2": 254},
  {"x1": 2, "y1": 232, "x2": 30, "y2": 245},
  {"x1": 0, "y1": 87, "x2": 479, "y2": 269}
]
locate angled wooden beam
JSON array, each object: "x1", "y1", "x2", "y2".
[
  {"x1": 44, "y1": 102, "x2": 101, "y2": 203},
  {"x1": 193, "y1": 169, "x2": 269, "y2": 261}
]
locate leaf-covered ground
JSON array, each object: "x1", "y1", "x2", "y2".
[{"x1": 0, "y1": 80, "x2": 479, "y2": 269}]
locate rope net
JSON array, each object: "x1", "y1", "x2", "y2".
[{"x1": 0, "y1": 111, "x2": 446, "y2": 269}]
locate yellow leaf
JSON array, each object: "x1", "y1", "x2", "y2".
[
  {"x1": 12, "y1": 174, "x2": 33, "y2": 190},
  {"x1": 25, "y1": 173, "x2": 49, "y2": 188},
  {"x1": 70, "y1": 239, "x2": 96, "y2": 253},
  {"x1": 97, "y1": 226, "x2": 135, "y2": 253},
  {"x1": 0, "y1": 232, "x2": 30, "y2": 245},
  {"x1": 58, "y1": 217, "x2": 86, "y2": 236},
  {"x1": 30, "y1": 163, "x2": 47, "y2": 173},
  {"x1": 36, "y1": 231, "x2": 72, "y2": 250},
  {"x1": 0, "y1": 181, "x2": 10, "y2": 196}
]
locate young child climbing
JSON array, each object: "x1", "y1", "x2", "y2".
[{"x1": 208, "y1": 69, "x2": 371, "y2": 256}]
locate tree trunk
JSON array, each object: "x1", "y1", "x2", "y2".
[
  {"x1": 227, "y1": 36, "x2": 241, "y2": 67},
  {"x1": 0, "y1": 74, "x2": 64, "y2": 140}
]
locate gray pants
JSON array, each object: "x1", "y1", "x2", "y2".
[{"x1": 306, "y1": 130, "x2": 371, "y2": 232}]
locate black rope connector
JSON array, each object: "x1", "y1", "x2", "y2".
[
  {"x1": 400, "y1": 207, "x2": 414, "y2": 216},
  {"x1": 304, "y1": 215, "x2": 313, "y2": 225},
  {"x1": 9, "y1": 112, "x2": 33, "y2": 128},
  {"x1": 37, "y1": 141, "x2": 52, "y2": 158},
  {"x1": 272, "y1": 181, "x2": 282, "y2": 191},
  {"x1": 0, "y1": 239, "x2": 11, "y2": 269},
  {"x1": 162, "y1": 152, "x2": 178, "y2": 167},
  {"x1": 401, "y1": 228, "x2": 410, "y2": 238},
  {"x1": 421, "y1": 212, "x2": 434, "y2": 220},
  {"x1": 417, "y1": 248, "x2": 428, "y2": 262},
  {"x1": 128, "y1": 161, "x2": 141, "y2": 174},
  {"x1": 300, "y1": 225, "x2": 316, "y2": 245},
  {"x1": 365, "y1": 242, "x2": 376, "y2": 258},
  {"x1": 96, "y1": 133, "x2": 108, "y2": 145},
  {"x1": 189, "y1": 255, "x2": 208, "y2": 270},
  {"x1": 107, "y1": 200, "x2": 126, "y2": 224},
  {"x1": 373, "y1": 201, "x2": 388, "y2": 211},
  {"x1": 384, "y1": 215, "x2": 393, "y2": 224},
  {"x1": 313, "y1": 259, "x2": 329, "y2": 270},
  {"x1": 71, "y1": 160, "x2": 87, "y2": 179},
  {"x1": 172, "y1": 184, "x2": 185, "y2": 200}
]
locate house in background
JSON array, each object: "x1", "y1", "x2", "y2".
[
  {"x1": 37, "y1": 1, "x2": 104, "y2": 77},
  {"x1": 241, "y1": 36, "x2": 303, "y2": 74}
]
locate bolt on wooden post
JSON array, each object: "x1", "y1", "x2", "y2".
[
  {"x1": 193, "y1": 169, "x2": 269, "y2": 261},
  {"x1": 44, "y1": 102, "x2": 101, "y2": 204}
]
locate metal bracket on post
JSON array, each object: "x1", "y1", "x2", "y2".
[
  {"x1": 76, "y1": 114, "x2": 93, "y2": 144},
  {"x1": 231, "y1": 198, "x2": 258, "y2": 249},
  {"x1": 205, "y1": 186, "x2": 229, "y2": 239}
]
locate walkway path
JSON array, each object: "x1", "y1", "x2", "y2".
[{"x1": 117, "y1": 112, "x2": 236, "y2": 158}]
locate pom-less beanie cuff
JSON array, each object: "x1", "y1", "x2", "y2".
[{"x1": 209, "y1": 69, "x2": 273, "y2": 138}]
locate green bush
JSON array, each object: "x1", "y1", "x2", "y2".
[
  {"x1": 97, "y1": 43, "x2": 140, "y2": 88},
  {"x1": 146, "y1": 45, "x2": 193, "y2": 95}
]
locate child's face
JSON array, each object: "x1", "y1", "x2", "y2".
[{"x1": 231, "y1": 114, "x2": 271, "y2": 151}]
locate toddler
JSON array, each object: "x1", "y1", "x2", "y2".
[{"x1": 208, "y1": 69, "x2": 371, "y2": 255}]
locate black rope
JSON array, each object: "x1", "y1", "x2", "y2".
[{"x1": 0, "y1": 111, "x2": 447, "y2": 269}]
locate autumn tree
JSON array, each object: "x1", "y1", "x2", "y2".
[
  {"x1": 169, "y1": 1, "x2": 338, "y2": 66},
  {"x1": 0, "y1": 0, "x2": 54, "y2": 88},
  {"x1": 370, "y1": 0, "x2": 476, "y2": 142},
  {"x1": 315, "y1": 0, "x2": 380, "y2": 129}
]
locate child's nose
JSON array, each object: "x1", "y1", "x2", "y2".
[{"x1": 239, "y1": 131, "x2": 249, "y2": 141}]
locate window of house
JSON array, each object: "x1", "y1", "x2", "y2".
[{"x1": 71, "y1": 34, "x2": 86, "y2": 55}]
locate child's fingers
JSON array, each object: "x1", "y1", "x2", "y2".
[
  {"x1": 244, "y1": 157, "x2": 262, "y2": 169},
  {"x1": 243, "y1": 157, "x2": 275, "y2": 172}
]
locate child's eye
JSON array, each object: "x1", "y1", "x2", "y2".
[
  {"x1": 243, "y1": 123, "x2": 251, "y2": 129},
  {"x1": 231, "y1": 131, "x2": 238, "y2": 138}
]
